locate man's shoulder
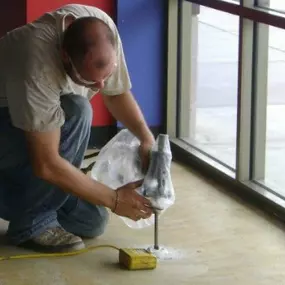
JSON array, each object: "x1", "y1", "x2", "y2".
[
  {"x1": 53, "y1": 4, "x2": 116, "y2": 30},
  {"x1": 0, "y1": 19, "x2": 63, "y2": 87},
  {"x1": 55, "y1": 4, "x2": 112, "y2": 20}
]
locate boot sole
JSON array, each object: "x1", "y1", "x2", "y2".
[{"x1": 18, "y1": 240, "x2": 86, "y2": 253}]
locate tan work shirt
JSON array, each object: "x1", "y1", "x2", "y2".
[{"x1": 0, "y1": 4, "x2": 132, "y2": 132}]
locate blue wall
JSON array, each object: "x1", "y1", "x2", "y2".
[{"x1": 116, "y1": 0, "x2": 167, "y2": 128}]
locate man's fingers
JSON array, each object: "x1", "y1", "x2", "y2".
[
  {"x1": 126, "y1": 201, "x2": 153, "y2": 221},
  {"x1": 133, "y1": 196, "x2": 153, "y2": 215},
  {"x1": 138, "y1": 202, "x2": 153, "y2": 215},
  {"x1": 138, "y1": 209, "x2": 152, "y2": 219},
  {"x1": 131, "y1": 209, "x2": 152, "y2": 221},
  {"x1": 136, "y1": 193, "x2": 152, "y2": 207},
  {"x1": 126, "y1": 179, "x2": 144, "y2": 189}
]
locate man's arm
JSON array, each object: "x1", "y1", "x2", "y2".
[
  {"x1": 102, "y1": 91, "x2": 155, "y2": 144},
  {"x1": 25, "y1": 129, "x2": 116, "y2": 209},
  {"x1": 24, "y1": 128, "x2": 153, "y2": 221}
]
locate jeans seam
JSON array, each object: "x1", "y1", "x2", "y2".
[{"x1": 9, "y1": 216, "x2": 58, "y2": 245}]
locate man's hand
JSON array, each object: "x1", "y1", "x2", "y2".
[
  {"x1": 139, "y1": 140, "x2": 155, "y2": 173},
  {"x1": 24, "y1": 129, "x2": 154, "y2": 222},
  {"x1": 113, "y1": 180, "x2": 153, "y2": 221}
]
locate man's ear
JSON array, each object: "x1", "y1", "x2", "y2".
[
  {"x1": 61, "y1": 49, "x2": 69, "y2": 63},
  {"x1": 64, "y1": 14, "x2": 76, "y2": 30}
]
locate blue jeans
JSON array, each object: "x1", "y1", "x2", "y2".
[{"x1": 0, "y1": 94, "x2": 109, "y2": 245}]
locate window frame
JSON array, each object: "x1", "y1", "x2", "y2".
[{"x1": 167, "y1": 0, "x2": 285, "y2": 220}]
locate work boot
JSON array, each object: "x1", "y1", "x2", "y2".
[{"x1": 19, "y1": 226, "x2": 85, "y2": 253}]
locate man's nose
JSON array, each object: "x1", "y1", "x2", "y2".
[{"x1": 95, "y1": 80, "x2": 104, "y2": 89}]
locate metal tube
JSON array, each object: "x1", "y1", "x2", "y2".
[{"x1": 154, "y1": 211, "x2": 159, "y2": 250}]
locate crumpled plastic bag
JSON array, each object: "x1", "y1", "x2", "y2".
[{"x1": 91, "y1": 129, "x2": 175, "y2": 229}]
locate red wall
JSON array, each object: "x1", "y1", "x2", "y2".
[
  {"x1": 1, "y1": 0, "x2": 115, "y2": 127},
  {"x1": 0, "y1": 1, "x2": 26, "y2": 37}
]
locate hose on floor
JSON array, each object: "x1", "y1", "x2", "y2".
[{"x1": 0, "y1": 244, "x2": 119, "y2": 261}]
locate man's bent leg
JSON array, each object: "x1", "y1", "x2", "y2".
[
  {"x1": 58, "y1": 196, "x2": 109, "y2": 238},
  {"x1": 57, "y1": 95, "x2": 109, "y2": 239},
  {"x1": 3, "y1": 94, "x2": 92, "y2": 248}
]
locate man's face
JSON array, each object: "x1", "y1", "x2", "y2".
[{"x1": 66, "y1": 44, "x2": 117, "y2": 91}]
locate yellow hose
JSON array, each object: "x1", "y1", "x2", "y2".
[{"x1": 0, "y1": 244, "x2": 120, "y2": 261}]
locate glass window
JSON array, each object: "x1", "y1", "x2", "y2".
[
  {"x1": 225, "y1": 0, "x2": 240, "y2": 3},
  {"x1": 254, "y1": 25, "x2": 285, "y2": 195},
  {"x1": 257, "y1": 0, "x2": 285, "y2": 13},
  {"x1": 178, "y1": 6, "x2": 239, "y2": 169},
  {"x1": 168, "y1": 0, "x2": 285, "y2": 218}
]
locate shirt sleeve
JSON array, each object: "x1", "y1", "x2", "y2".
[
  {"x1": 6, "y1": 75, "x2": 65, "y2": 132},
  {"x1": 4, "y1": 23, "x2": 66, "y2": 133}
]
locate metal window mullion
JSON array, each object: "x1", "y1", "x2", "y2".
[
  {"x1": 178, "y1": 1, "x2": 194, "y2": 139},
  {"x1": 166, "y1": 0, "x2": 179, "y2": 138},
  {"x1": 236, "y1": 1, "x2": 254, "y2": 181}
]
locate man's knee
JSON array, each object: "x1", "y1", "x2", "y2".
[
  {"x1": 60, "y1": 94, "x2": 93, "y2": 124},
  {"x1": 59, "y1": 204, "x2": 110, "y2": 239},
  {"x1": 85, "y1": 207, "x2": 109, "y2": 238}
]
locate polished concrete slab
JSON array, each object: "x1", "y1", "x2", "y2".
[{"x1": 1, "y1": 162, "x2": 285, "y2": 284}]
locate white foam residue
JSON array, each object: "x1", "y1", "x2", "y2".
[{"x1": 132, "y1": 244, "x2": 187, "y2": 261}]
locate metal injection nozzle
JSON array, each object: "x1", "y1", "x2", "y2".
[{"x1": 141, "y1": 134, "x2": 172, "y2": 210}]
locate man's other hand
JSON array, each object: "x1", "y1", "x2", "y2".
[
  {"x1": 113, "y1": 180, "x2": 153, "y2": 221},
  {"x1": 139, "y1": 141, "x2": 154, "y2": 173}
]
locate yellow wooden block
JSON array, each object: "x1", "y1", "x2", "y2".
[{"x1": 119, "y1": 248, "x2": 157, "y2": 270}]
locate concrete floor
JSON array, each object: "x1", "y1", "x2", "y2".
[{"x1": 1, "y1": 161, "x2": 285, "y2": 284}]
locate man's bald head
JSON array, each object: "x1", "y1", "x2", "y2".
[
  {"x1": 61, "y1": 16, "x2": 117, "y2": 89},
  {"x1": 62, "y1": 16, "x2": 115, "y2": 66}
]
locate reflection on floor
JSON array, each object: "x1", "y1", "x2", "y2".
[{"x1": 1, "y1": 161, "x2": 285, "y2": 284}]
